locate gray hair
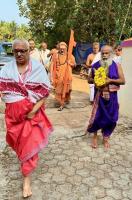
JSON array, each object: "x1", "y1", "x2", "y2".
[
  {"x1": 100, "y1": 45, "x2": 114, "y2": 66},
  {"x1": 12, "y1": 39, "x2": 29, "y2": 50},
  {"x1": 101, "y1": 45, "x2": 113, "y2": 54}
]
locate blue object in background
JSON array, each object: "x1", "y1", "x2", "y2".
[
  {"x1": 73, "y1": 42, "x2": 93, "y2": 65},
  {"x1": 74, "y1": 42, "x2": 106, "y2": 65}
]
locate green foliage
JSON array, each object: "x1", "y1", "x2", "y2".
[
  {"x1": 0, "y1": 21, "x2": 32, "y2": 41},
  {"x1": 17, "y1": 0, "x2": 132, "y2": 47}
]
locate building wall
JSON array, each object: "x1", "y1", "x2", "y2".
[{"x1": 119, "y1": 47, "x2": 132, "y2": 118}]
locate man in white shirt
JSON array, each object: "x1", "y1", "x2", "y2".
[
  {"x1": 86, "y1": 42, "x2": 100, "y2": 104},
  {"x1": 40, "y1": 42, "x2": 50, "y2": 72},
  {"x1": 113, "y1": 45, "x2": 122, "y2": 64},
  {"x1": 28, "y1": 39, "x2": 41, "y2": 62}
]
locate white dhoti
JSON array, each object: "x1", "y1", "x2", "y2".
[
  {"x1": 89, "y1": 52, "x2": 101, "y2": 102},
  {"x1": 89, "y1": 84, "x2": 95, "y2": 102},
  {"x1": 88, "y1": 68, "x2": 95, "y2": 102}
]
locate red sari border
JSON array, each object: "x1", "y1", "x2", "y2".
[
  {"x1": 0, "y1": 79, "x2": 50, "y2": 98},
  {"x1": 87, "y1": 91, "x2": 101, "y2": 130}
]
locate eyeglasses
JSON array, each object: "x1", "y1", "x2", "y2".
[{"x1": 13, "y1": 49, "x2": 28, "y2": 54}]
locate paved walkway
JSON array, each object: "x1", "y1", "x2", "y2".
[{"x1": 0, "y1": 77, "x2": 132, "y2": 200}]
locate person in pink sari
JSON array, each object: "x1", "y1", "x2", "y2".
[{"x1": 0, "y1": 39, "x2": 53, "y2": 198}]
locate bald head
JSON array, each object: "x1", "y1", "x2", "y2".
[
  {"x1": 12, "y1": 39, "x2": 29, "y2": 50},
  {"x1": 92, "y1": 42, "x2": 100, "y2": 54}
]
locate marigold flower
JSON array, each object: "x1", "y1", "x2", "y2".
[{"x1": 94, "y1": 66, "x2": 107, "y2": 87}]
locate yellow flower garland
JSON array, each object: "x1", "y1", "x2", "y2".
[{"x1": 94, "y1": 66, "x2": 107, "y2": 87}]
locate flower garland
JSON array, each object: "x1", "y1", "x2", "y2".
[{"x1": 94, "y1": 66, "x2": 108, "y2": 87}]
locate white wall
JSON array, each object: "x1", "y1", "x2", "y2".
[{"x1": 119, "y1": 47, "x2": 132, "y2": 118}]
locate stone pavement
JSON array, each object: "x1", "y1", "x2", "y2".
[{"x1": 0, "y1": 91, "x2": 132, "y2": 200}]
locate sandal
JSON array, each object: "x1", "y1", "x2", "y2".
[
  {"x1": 58, "y1": 106, "x2": 64, "y2": 111},
  {"x1": 65, "y1": 101, "x2": 70, "y2": 105}
]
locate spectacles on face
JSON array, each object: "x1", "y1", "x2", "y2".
[{"x1": 13, "y1": 49, "x2": 28, "y2": 54}]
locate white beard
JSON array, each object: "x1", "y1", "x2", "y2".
[{"x1": 100, "y1": 57, "x2": 113, "y2": 67}]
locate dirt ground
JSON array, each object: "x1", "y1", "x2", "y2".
[{"x1": 72, "y1": 74, "x2": 89, "y2": 94}]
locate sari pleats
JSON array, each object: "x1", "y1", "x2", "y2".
[{"x1": 5, "y1": 98, "x2": 53, "y2": 176}]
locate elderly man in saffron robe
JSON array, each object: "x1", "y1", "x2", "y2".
[
  {"x1": 50, "y1": 42, "x2": 76, "y2": 111},
  {"x1": 87, "y1": 45, "x2": 125, "y2": 149},
  {"x1": 0, "y1": 39, "x2": 53, "y2": 198}
]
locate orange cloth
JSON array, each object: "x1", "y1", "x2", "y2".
[
  {"x1": 50, "y1": 53, "x2": 75, "y2": 106},
  {"x1": 68, "y1": 30, "x2": 76, "y2": 60},
  {"x1": 51, "y1": 30, "x2": 76, "y2": 106}
]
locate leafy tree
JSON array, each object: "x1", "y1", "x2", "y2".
[
  {"x1": 17, "y1": 0, "x2": 132, "y2": 47},
  {"x1": 0, "y1": 21, "x2": 32, "y2": 41}
]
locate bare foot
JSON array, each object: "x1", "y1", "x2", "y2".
[
  {"x1": 103, "y1": 138, "x2": 110, "y2": 149},
  {"x1": 91, "y1": 135, "x2": 98, "y2": 148},
  {"x1": 23, "y1": 176, "x2": 32, "y2": 198}
]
